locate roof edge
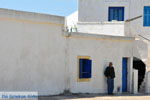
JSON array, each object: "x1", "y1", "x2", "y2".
[{"x1": 65, "y1": 32, "x2": 135, "y2": 41}]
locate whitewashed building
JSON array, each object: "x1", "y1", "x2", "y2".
[
  {"x1": 0, "y1": 0, "x2": 149, "y2": 96},
  {"x1": 67, "y1": 0, "x2": 150, "y2": 94},
  {"x1": 68, "y1": 0, "x2": 150, "y2": 37}
]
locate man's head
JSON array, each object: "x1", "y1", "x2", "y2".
[{"x1": 109, "y1": 62, "x2": 113, "y2": 67}]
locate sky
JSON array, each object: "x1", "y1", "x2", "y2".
[{"x1": 0, "y1": 0, "x2": 77, "y2": 16}]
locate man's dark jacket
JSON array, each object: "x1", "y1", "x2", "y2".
[{"x1": 104, "y1": 66, "x2": 115, "y2": 79}]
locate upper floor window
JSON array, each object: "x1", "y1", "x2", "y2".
[
  {"x1": 108, "y1": 7, "x2": 124, "y2": 21},
  {"x1": 144, "y1": 6, "x2": 150, "y2": 26}
]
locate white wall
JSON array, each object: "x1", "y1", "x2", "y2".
[
  {"x1": 127, "y1": 0, "x2": 150, "y2": 38},
  {"x1": 78, "y1": 0, "x2": 130, "y2": 22},
  {"x1": 0, "y1": 8, "x2": 66, "y2": 95},
  {"x1": 133, "y1": 69, "x2": 138, "y2": 94},
  {"x1": 67, "y1": 33, "x2": 134, "y2": 93},
  {"x1": 66, "y1": 11, "x2": 78, "y2": 30},
  {"x1": 77, "y1": 0, "x2": 150, "y2": 66},
  {"x1": 78, "y1": 22, "x2": 125, "y2": 36},
  {"x1": 77, "y1": 0, "x2": 130, "y2": 36},
  {"x1": 78, "y1": 0, "x2": 150, "y2": 37},
  {"x1": 128, "y1": 0, "x2": 150, "y2": 67},
  {"x1": 146, "y1": 71, "x2": 150, "y2": 93},
  {"x1": 133, "y1": 40, "x2": 148, "y2": 63},
  {"x1": 0, "y1": 8, "x2": 136, "y2": 95}
]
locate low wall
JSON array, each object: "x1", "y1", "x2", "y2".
[{"x1": 77, "y1": 22, "x2": 125, "y2": 36}]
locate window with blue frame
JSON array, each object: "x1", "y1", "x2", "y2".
[
  {"x1": 109, "y1": 7, "x2": 124, "y2": 21},
  {"x1": 144, "y1": 6, "x2": 150, "y2": 26},
  {"x1": 79, "y1": 58, "x2": 92, "y2": 79}
]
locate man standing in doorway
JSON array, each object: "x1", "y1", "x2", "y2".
[{"x1": 104, "y1": 62, "x2": 115, "y2": 95}]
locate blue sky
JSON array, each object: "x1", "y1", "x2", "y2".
[{"x1": 0, "y1": 0, "x2": 77, "y2": 16}]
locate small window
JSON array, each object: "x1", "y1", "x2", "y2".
[
  {"x1": 78, "y1": 57, "x2": 92, "y2": 79},
  {"x1": 144, "y1": 6, "x2": 150, "y2": 26},
  {"x1": 108, "y1": 7, "x2": 124, "y2": 21},
  {"x1": 79, "y1": 59, "x2": 92, "y2": 79}
]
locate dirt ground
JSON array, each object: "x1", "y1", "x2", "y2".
[{"x1": 39, "y1": 93, "x2": 150, "y2": 100}]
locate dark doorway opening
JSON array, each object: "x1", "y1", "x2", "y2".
[{"x1": 133, "y1": 57, "x2": 146, "y2": 91}]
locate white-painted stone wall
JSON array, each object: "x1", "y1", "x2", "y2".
[
  {"x1": 133, "y1": 40, "x2": 148, "y2": 63},
  {"x1": 74, "y1": 0, "x2": 150, "y2": 65},
  {"x1": 77, "y1": 0, "x2": 150, "y2": 38},
  {"x1": 133, "y1": 69, "x2": 138, "y2": 94},
  {"x1": 78, "y1": 0, "x2": 130, "y2": 22},
  {"x1": 146, "y1": 71, "x2": 150, "y2": 93},
  {"x1": 66, "y1": 33, "x2": 135, "y2": 93},
  {"x1": 0, "y1": 8, "x2": 136, "y2": 95},
  {"x1": 66, "y1": 11, "x2": 78, "y2": 31},
  {"x1": 0, "y1": 8, "x2": 66, "y2": 95},
  {"x1": 128, "y1": 0, "x2": 150, "y2": 38},
  {"x1": 77, "y1": 22, "x2": 125, "y2": 36}
]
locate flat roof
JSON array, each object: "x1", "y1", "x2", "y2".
[
  {"x1": 65, "y1": 32, "x2": 135, "y2": 42},
  {"x1": 0, "y1": 8, "x2": 65, "y2": 25}
]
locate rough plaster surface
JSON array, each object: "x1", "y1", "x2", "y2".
[{"x1": 0, "y1": 8, "x2": 137, "y2": 95}]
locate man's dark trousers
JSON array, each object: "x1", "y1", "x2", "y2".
[{"x1": 107, "y1": 78, "x2": 114, "y2": 94}]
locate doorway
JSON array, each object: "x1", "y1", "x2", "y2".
[{"x1": 133, "y1": 57, "x2": 146, "y2": 92}]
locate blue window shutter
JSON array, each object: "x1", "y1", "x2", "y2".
[
  {"x1": 87, "y1": 59, "x2": 92, "y2": 78},
  {"x1": 144, "y1": 6, "x2": 150, "y2": 26},
  {"x1": 118, "y1": 7, "x2": 124, "y2": 21},
  {"x1": 109, "y1": 9, "x2": 114, "y2": 21},
  {"x1": 109, "y1": 7, "x2": 124, "y2": 21},
  {"x1": 83, "y1": 59, "x2": 92, "y2": 78},
  {"x1": 79, "y1": 59, "x2": 92, "y2": 79},
  {"x1": 113, "y1": 8, "x2": 118, "y2": 20},
  {"x1": 82, "y1": 59, "x2": 88, "y2": 78},
  {"x1": 79, "y1": 59, "x2": 83, "y2": 78}
]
